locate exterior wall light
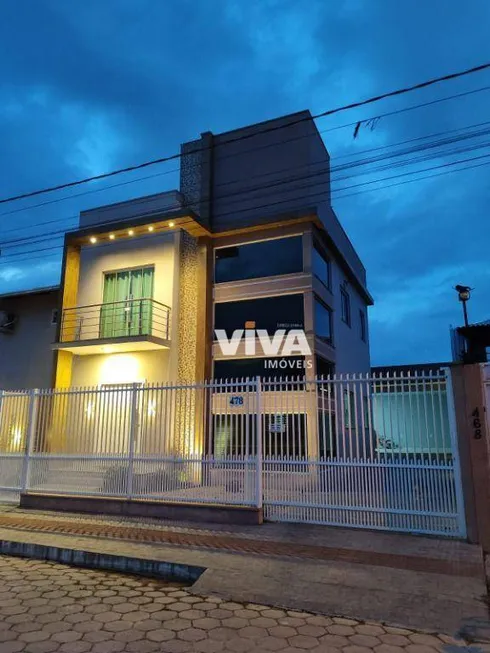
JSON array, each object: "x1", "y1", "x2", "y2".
[
  {"x1": 168, "y1": 222, "x2": 175, "y2": 228},
  {"x1": 455, "y1": 284, "x2": 472, "y2": 327},
  {"x1": 109, "y1": 234, "x2": 115, "y2": 240},
  {"x1": 128, "y1": 230, "x2": 134, "y2": 236},
  {"x1": 148, "y1": 226, "x2": 154, "y2": 232},
  {"x1": 89, "y1": 236, "x2": 97, "y2": 244}
]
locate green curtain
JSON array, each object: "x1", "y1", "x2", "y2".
[{"x1": 100, "y1": 268, "x2": 154, "y2": 338}]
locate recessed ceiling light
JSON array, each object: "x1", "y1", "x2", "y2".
[
  {"x1": 109, "y1": 234, "x2": 115, "y2": 240},
  {"x1": 128, "y1": 230, "x2": 134, "y2": 236},
  {"x1": 89, "y1": 236, "x2": 97, "y2": 244},
  {"x1": 168, "y1": 221, "x2": 175, "y2": 228},
  {"x1": 148, "y1": 226, "x2": 154, "y2": 232}
]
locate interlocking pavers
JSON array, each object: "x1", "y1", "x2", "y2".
[{"x1": 0, "y1": 554, "x2": 483, "y2": 653}]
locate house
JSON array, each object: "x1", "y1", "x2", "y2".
[
  {"x1": 0, "y1": 110, "x2": 373, "y2": 468},
  {"x1": 0, "y1": 286, "x2": 60, "y2": 390},
  {"x1": 0, "y1": 110, "x2": 372, "y2": 393}
]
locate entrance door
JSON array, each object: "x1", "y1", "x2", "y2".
[{"x1": 100, "y1": 267, "x2": 154, "y2": 338}]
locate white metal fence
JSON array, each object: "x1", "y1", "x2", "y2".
[{"x1": 0, "y1": 370, "x2": 466, "y2": 536}]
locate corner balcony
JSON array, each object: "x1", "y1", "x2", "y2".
[{"x1": 52, "y1": 298, "x2": 171, "y2": 355}]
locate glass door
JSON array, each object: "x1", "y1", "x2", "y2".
[{"x1": 100, "y1": 267, "x2": 154, "y2": 338}]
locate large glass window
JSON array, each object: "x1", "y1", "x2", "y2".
[
  {"x1": 214, "y1": 294, "x2": 304, "y2": 336},
  {"x1": 214, "y1": 236, "x2": 303, "y2": 283},
  {"x1": 313, "y1": 245, "x2": 331, "y2": 289},
  {"x1": 314, "y1": 298, "x2": 332, "y2": 344}
]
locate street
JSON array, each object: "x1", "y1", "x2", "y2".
[{"x1": 0, "y1": 555, "x2": 463, "y2": 653}]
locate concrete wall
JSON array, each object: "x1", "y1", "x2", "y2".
[
  {"x1": 77, "y1": 231, "x2": 177, "y2": 309},
  {"x1": 0, "y1": 290, "x2": 59, "y2": 390},
  {"x1": 79, "y1": 191, "x2": 183, "y2": 229},
  {"x1": 70, "y1": 350, "x2": 170, "y2": 386},
  {"x1": 71, "y1": 231, "x2": 180, "y2": 385}
]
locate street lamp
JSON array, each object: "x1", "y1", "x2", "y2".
[{"x1": 455, "y1": 284, "x2": 471, "y2": 327}]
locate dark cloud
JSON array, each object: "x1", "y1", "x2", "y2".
[{"x1": 0, "y1": 0, "x2": 488, "y2": 365}]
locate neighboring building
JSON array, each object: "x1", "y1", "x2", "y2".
[
  {"x1": 451, "y1": 321, "x2": 490, "y2": 363},
  {"x1": 0, "y1": 286, "x2": 59, "y2": 390},
  {"x1": 1, "y1": 110, "x2": 372, "y2": 393}
]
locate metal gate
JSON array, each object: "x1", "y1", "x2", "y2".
[
  {"x1": 259, "y1": 371, "x2": 466, "y2": 536},
  {"x1": 0, "y1": 371, "x2": 466, "y2": 537}
]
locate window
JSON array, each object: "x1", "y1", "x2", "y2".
[
  {"x1": 340, "y1": 287, "x2": 351, "y2": 326},
  {"x1": 312, "y1": 245, "x2": 331, "y2": 289},
  {"x1": 360, "y1": 309, "x2": 367, "y2": 341},
  {"x1": 314, "y1": 298, "x2": 332, "y2": 344},
  {"x1": 214, "y1": 236, "x2": 303, "y2": 283},
  {"x1": 50, "y1": 309, "x2": 58, "y2": 326},
  {"x1": 100, "y1": 266, "x2": 154, "y2": 338},
  {"x1": 315, "y1": 355, "x2": 334, "y2": 377},
  {"x1": 214, "y1": 294, "x2": 304, "y2": 336}
]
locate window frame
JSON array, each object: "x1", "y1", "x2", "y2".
[
  {"x1": 359, "y1": 308, "x2": 367, "y2": 342},
  {"x1": 340, "y1": 287, "x2": 351, "y2": 327},
  {"x1": 312, "y1": 244, "x2": 331, "y2": 290},
  {"x1": 213, "y1": 235, "x2": 304, "y2": 284},
  {"x1": 314, "y1": 296, "x2": 333, "y2": 345}
]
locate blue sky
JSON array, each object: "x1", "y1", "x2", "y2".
[{"x1": 0, "y1": 0, "x2": 489, "y2": 366}]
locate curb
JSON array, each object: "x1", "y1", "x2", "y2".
[{"x1": 0, "y1": 538, "x2": 206, "y2": 583}]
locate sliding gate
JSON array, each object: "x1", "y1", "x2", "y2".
[{"x1": 258, "y1": 371, "x2": 466, "y2": 536}]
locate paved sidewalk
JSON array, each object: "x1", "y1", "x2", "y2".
[
  {"x1": 0, "y1": 555, "x2": 478, "y2": 653},
  {"x1": 0, "y1": 505, "x2": 487, "y2": 635}
]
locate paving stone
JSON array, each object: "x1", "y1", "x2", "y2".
[
  {"x1": 270, "y1": 626, "x2": 299, "y2": 639},
  {"x1": 261, "y1": 636, "x2": 290, "y2": 651},
  {"x1": 239, "y1": 625, "x2": 269, "y2": 639},
  {"x1": 288, "y1": 634, "x2": 321, "y2": 649},
  {"x1": 93, "y1": 611, "x2": 122, "y2": 623},
  {"x1": 222, "y1": 617, "x2": 249, "y2": 629},
  {"x1": 349, "y1": 634, "x2": 382, "y2": 647},
  {"x1": 306, "y1": 616, "x2": 332, "y2": 628},
  {"x1": 194, "y1": 639, "x2": 225, "y2": 653},
  {"x1": 113, "y1": 628, "x2": 145, "y2": 642},
  {"x1": 178, "y1": 627, "x2": 207, "y2": 642},
  {"x1": 379, "y1": 634, "x2": 412, "y2": 646},
  {"x1": 179, "y1": 609, "x2": 206, "y2": 620},
  {"x1": 374, "y1": 645, "x2": 406, "y2": 653},
  {"x1": 409, "y1": 634, "x2": 443, "y2": 647},
  {"x1": 51, "y1": 630, "x2": 83, "y2": 643},
  {"x1": 328, "y1": 625, "x2": 356, "y2": 636},
  {"x1": 356, "y1": 625, "x2": 386, "y2": 637},
  {"x1": 146, "y1": 628, "x2": 176, "y2": 642},
  {"x1": 193, "y1": 617, "x2": 221, "y2": 630},
  {"x1": 279, "y1": 617, "x2": 306, "y2": 628}
]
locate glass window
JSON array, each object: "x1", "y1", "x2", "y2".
[
  {"x1": 313, "y1": 246, "x2": 331, "y2": 289},
  {"x1": 214, "y1": 236, "x2": 303, "y2": 283},
  {"x1": 214, "y1": 294, "x2": 304, "y2": 336},
  {"x1": 340, "y1": 288, "x2": 351, "y2": 326},
  {"x1": 314, "y1": 299, "x2": 332, "y2": 343},
  {"x1": 360, "y1": 309, "x2": 367, "y2": 341}
]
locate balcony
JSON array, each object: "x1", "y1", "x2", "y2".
[{"x1": 53, "y1": 298, "x2": 171, "y2": 355}]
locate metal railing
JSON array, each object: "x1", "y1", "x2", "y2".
[
  {"x1": 0, "y1": 372, "x2": 466, "y2": 536},
  {"x1": 59, "y1": 298, "x2": 171, "y2": 343}
]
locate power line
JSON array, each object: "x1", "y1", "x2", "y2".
[
  {"x1": 3, "y1": 150, "x2": 489, "y2": 264},
  {"x1": 2, "y1": 84, "x2": 489, "y2": 234},
  {"x1": 1, "y1": 61, "x2": 489, "y2": 207},
  {"x1": 3, "y1": 120, "x2": 490, "y2": 249}
]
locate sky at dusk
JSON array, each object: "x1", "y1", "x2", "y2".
[{"x1": 0, "y1": 0, "x2": 489, "y2": 366}]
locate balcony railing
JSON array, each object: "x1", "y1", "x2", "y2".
[{"x1": 59, "y1": 298, "x2": 171, "y2": 343}]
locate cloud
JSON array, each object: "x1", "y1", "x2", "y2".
[{"x1": 0, "y1": 0, "x2": 489, "y2": 366}]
